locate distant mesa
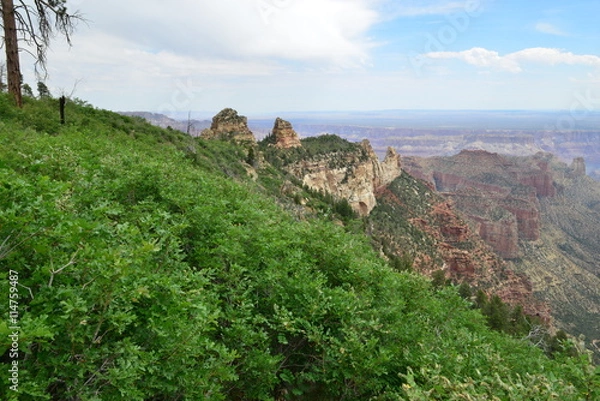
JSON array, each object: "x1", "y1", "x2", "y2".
[
  {"x1": 200, "y1": 108, "x2": 256, "y2": 144},
  {"x1": 272, "y1": 117, "x2": 302, "y2": 149}
]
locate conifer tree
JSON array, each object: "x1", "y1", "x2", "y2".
[{"x1": 37, "y1": 80, "x2": 50, "y2": 98}]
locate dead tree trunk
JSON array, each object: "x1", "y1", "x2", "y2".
[
  {"x1": 59, "y1": 96, "x2": 66, "y2": 124},
  {"x1": 1, "y1": 0, "x2": 23, "y2": 107}
]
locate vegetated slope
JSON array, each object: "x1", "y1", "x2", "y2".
[
  {"x1": 120, "y1": 111, "x2": 211, "y2": 137},
  {"x1": 0, "y1": 95, "x2": 597, "y2": 400},
  {"x1": 516, "y1": 169, "x2": 600, "y2": 347},
  {"x1": 405, "y1": 150, "x2": 600, "y2": 358}
]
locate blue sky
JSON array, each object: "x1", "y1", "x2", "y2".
[{"x1": 24, "y1": 0, "x2": 600, "y2": 115}]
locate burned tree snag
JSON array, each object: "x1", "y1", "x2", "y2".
[{"x1": 60, "y1": 96, "x2": 66, "y2": 124}]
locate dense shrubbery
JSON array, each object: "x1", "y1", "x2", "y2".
[{"x1": 0, "y1": 95, "x2": 598, "y2": 400}]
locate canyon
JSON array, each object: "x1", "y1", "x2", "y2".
[
  {"x1": 201, "y1": 109, "x2": 553, "y2": 322},
  {"x1": 404, "y1": 150, "x2": 600, "y2": 344}
]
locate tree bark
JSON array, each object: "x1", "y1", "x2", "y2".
[{"x1": 1, "y1": 0, "x2": 23, "y2": 107}]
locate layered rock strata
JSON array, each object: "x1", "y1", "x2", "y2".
[
  {"x1": 371, "y1": 176, "x2": 551, "y2": 322},
  {"x1": 286, "y1": 140, "x2": 402, "y2": 216},
  {"x1": 272, "y1": 118, "x2": 302, "y2": 149},
  {"x1": 405, "y1": 150, "x2": 555, "y2": 259},
  {"x1": 200, "y1": 108, "x2": 256, "y2": 143}
]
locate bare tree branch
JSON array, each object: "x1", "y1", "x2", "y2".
[{"x1": 48, "y1": 248, "x2": 79, "y2": 287}]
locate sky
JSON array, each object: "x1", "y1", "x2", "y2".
[{"x1": 19, "y1": 0, "x2": 600, "y2": 116}]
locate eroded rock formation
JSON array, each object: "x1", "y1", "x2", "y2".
[
  {"x1": 201, "y1": 108, "x2": 256, "y2": 144},
  {"x1": 570, "y1": 157, "x2": 586, "y2": 177},
  {"x1": 371, "y1": 175, "x2": 551, "y2": 322},
  {"x1": 272, "y1": 118, "x2": 302, "y2": 149}
]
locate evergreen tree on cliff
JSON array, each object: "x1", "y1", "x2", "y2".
[{"x1": 1, "y1": 0, "x2": 79, "y2": 107}]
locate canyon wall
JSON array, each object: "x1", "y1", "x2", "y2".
[
  {"x1": 404, "y1": 150, "x2": 554, "y2": 259},
  {"x1": 286, "y1": 140, "x2": 402, "y2": 216}
]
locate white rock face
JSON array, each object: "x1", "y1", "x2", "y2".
[{"x1": 287, "y1": 140, "x2": 402, "y2": 216}]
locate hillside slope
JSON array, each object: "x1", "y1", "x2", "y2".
[
  {"x1": 369, "y1": 172, "x2": 551, "y2": 320},
  {"x1": 0, "y1": 96, "x2": 597, "y2": 400}
]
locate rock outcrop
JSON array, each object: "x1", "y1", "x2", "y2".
[
  {"x1": 570, "y1": 157, "x2": 586, "y2": 177},
  {"x1": 473, "y1": 214, "x2": 520, "y2": 259},
  {"x1": 379, "y1": 147, "x2": 403, "y2": 186},
  {"x1": 286, "y1": 139, "x2": 401, "y2": 216},
  {"x1": 201, "y1": 108, "x2": 256, "y2": 143},
  {"x1": 514, "y1": 163, "x2": 556, "y2": 197},
  {"x1": 400, "y1": 150, "x2": 600, "y2": 350},
  {"x1": 272, "y1": 118, "x2": 302, "y2": 149}
]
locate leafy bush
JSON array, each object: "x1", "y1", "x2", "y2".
[{"x1": 0, "y1": 94, "x2": 597, "y2": 400}]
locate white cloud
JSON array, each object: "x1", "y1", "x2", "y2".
[
  {"x1": 569, "y1": 72, "x2": 600, "y2": 84},
  {"x1": 26, "y1": 0, "x2": 381, "y2": 111},
  {"x1": 37, "y1": 30, "x2": 285, "y2": 111},
  {"x1": 19, "y1": 0, "x2": 597, "y2": 114},
  {"x1": 425, "y1": 47, "x2": 522, "y2": 73},
  {"x1": 535, "y1": 22, "x2": 568, "y2": 36},
  {"x1": 73, "y1": 0, "x2": 378, "y2": 67},
  {"x1": 246, "y1": 0, "x2": 378, "y2": 65},
  {"x1": 424, "y1": 47, "x2": 600, "y2": 73}
]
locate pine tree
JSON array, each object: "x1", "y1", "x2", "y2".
[
  {"x1": 22, "y1": 83, "x2": 34, "y2": 97},
  {"x1": 37, "y1": 81, "x2": 51, "y2": 98}
]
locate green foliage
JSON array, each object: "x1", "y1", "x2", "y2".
[
  {"x1": 458, "y1": 282, "x2": 472, "y2": 300},
  {"x1": 388, "y1": 252, "x2": 414, "y2": 273},
  {"x1": 300, "y1": 185, "x2": 359, "y2": 222},
  {"x1": 0, "y1": 93, "x2": 596, "y2": 400},
  {"x1": 300, "y1": 134, "x2": 364, "y2": 156},
  {"x1": 485, "y1": 295, "x2": 511, "y2": 332},
  {"x1": 22, "y1": 84, "x2": 34, "y2": 98},
  {"x1": 192, "y1": 138, "x2": 250, "y2": 178},
  {"x1": 260, "y1": 134, "x2": 369, "y2": 169},
  {"x1": 37, "y1": 82, "x2": 51, "y2": 99},
  {"x1": 431, "y1": 270, "x2": 450, "y2": 289},
  {"x1": 471, "y1": 289, "x2": 576, "y2": 358}
]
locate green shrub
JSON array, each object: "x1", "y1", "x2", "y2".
[{"x1": 0, "y1": 94, "x2": 596, "y2": 400}]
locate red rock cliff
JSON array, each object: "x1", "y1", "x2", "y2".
[{"x1": 404, "y1": 150, "x2": 555, "y2": 259}]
